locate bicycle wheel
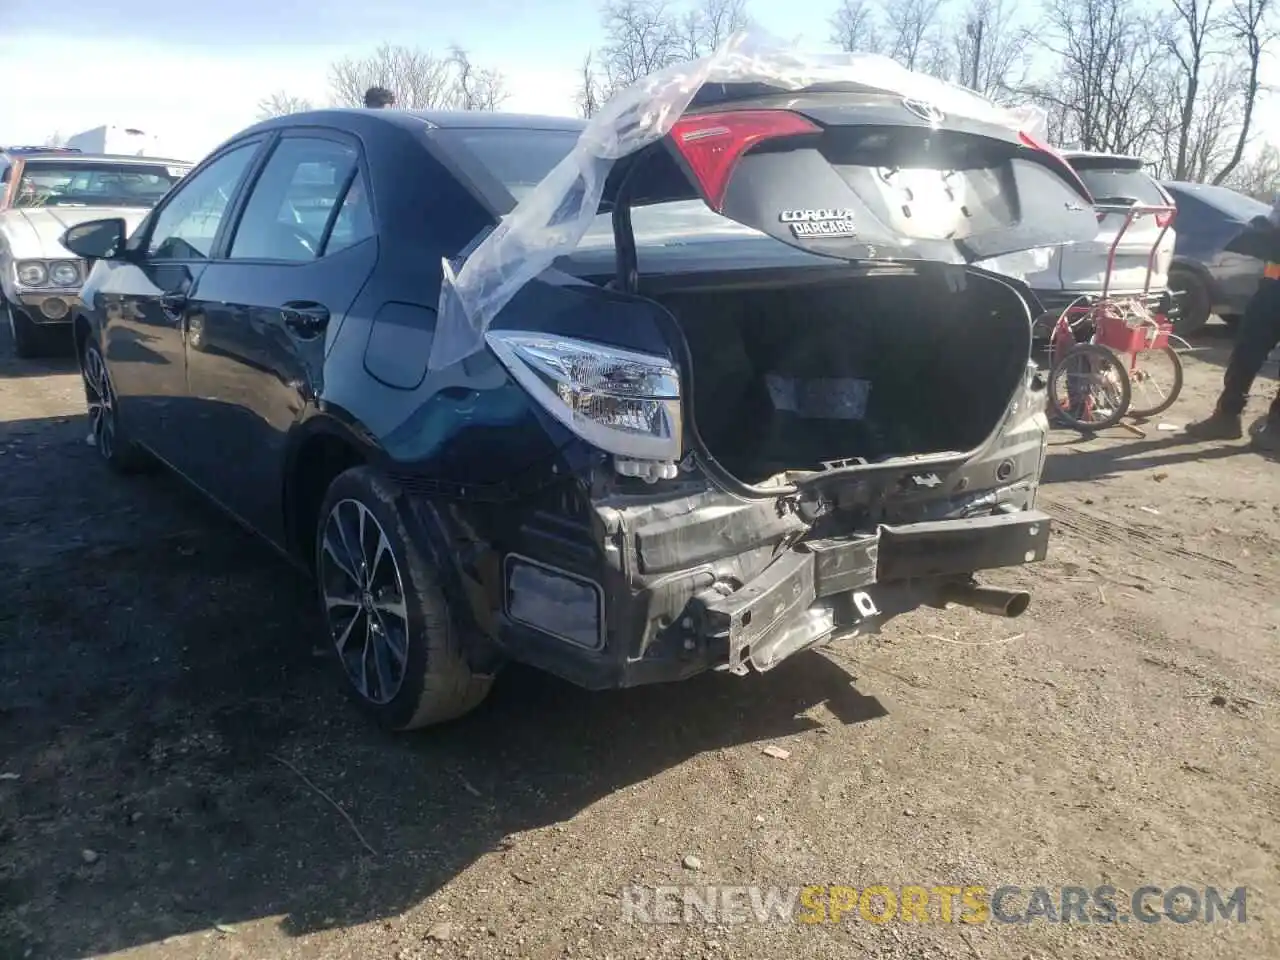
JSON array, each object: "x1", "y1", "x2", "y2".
[
  {"x1": 1047, "y1": 343, "x2": 1132, "y2": 432},
  {"x1": 1127, "y1": 345, "x2": 1184, "y2": 418}
]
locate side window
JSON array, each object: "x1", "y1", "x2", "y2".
[
  {"x1": 323, "y1": 176, "x2": 376, "y2": 256},
  {"x1": 228, "y1": 137, "x2": 366, "y2": 262},
  {"x1": 0, "y1": 160, "x2": 10, "y2": 185},
  {"x1": 147, "y1": 143, "x2": 258, "y2": 260}
]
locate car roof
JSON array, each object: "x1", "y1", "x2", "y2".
[
  {"x1": 248, "y1": 107, "x2": 587, "y2": 136},
  {"x1": 5, "y1": 151, "x2": 193, "y2": 165}
]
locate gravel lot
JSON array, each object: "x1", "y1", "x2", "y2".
[{"x1": 0, "y1": 322, "x2": 1277, "y2": 960}]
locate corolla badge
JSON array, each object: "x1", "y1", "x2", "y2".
[
  {"x1": 779, "y1": 208, "x2": 857, "y2": 239},
  {"x1": 902, "y1": 98, "x2": 945, "y2": 124}
]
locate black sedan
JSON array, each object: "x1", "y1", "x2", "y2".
[
  {"x1": 1163, "y1": 180, "x2": 1274, "y2": 332},
  {"x1": 63, "y1": 101, "x2": 1097, "y2": 729}
]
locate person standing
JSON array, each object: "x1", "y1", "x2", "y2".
[
  {"x1": 1183, "y1": 198, "x2": 1280, "y2": 450},
  {"x1": 363, "y1": 87, "x2": 396, "y2": 109}
]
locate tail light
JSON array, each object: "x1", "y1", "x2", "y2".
[
  {"x1": 485, "y1": 331, "x2": 682, "y2": 464},
  {"x1": 1155, "y1": 210, "x2": 1175, "y2": 228},
  {"x1": 1017, "y1": 131, "x2": 1093, "y2": 203},
  {"x1": 668, "y1": 110, "x2": 821, "y2": 212}
]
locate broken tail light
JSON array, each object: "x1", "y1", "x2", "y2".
[
  {"x1": 1017, "y1": 131, "x2": 1093, "y2": 204},
  {"x1": 669, "y1": 110, "x2": 821, "y2": 212},
  {"x1": 484, "y1": 331, "x2": 682, "y2": 463}
]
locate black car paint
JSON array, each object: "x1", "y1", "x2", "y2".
[
  {"x1": 73, "y1": 104, "x2": 1071, "y2": 691},
  {"x1": 1163, "y1": 180, "x2": 1272, "y2": 317}
]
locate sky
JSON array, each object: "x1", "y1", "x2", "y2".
[{"x1": 0, "y1": 0, "x2": 1275, "y2": 164}]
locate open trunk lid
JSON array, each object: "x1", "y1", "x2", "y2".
[{"x1": 602, "y1": 87, "x2": 1100, "y2": 268}]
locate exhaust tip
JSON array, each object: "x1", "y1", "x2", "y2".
[
  {"x1": 941, "y1": 583, "x2": 1032, "y2": 619},
  {"x1": 1004, "y1": 591, "x2": 1031, "y2": 618}
]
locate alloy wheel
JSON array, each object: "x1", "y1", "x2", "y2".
[
  {"x1": 319, "y1": 498, "x2": 411, "y2": 705},
  {"x1": 81, "y1": 345, "x2": 117, "y2": 461}
]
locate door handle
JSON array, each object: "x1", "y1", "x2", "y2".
[{"x1": 281, "y1": 301, "x2": 330, "y2": 338}]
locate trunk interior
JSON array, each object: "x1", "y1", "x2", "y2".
[{"x1": 650, "y1": 267, "x2": 1032, "y2": 485}]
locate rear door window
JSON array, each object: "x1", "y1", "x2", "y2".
[{"x1": 228, "y1": 136, "x2": 366, "y2": 262}]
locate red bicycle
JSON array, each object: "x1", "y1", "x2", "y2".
[{"x1": 1041, "y1": 202, "x2": 1186, "y2": 432}]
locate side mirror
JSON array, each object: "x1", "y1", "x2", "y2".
[{"x1": 61, "y1": 218, "x2": 129, "y2": 261}]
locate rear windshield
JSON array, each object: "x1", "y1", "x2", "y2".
[
  {"x1": 452, "y1": 126, "x2": 764, "y2": 247},
  {"x1": 1169, "y1": 183, "x2": 1270, "y2": 223},
  {"x1": 1071, "y1": 165, "x2": 1165, "y2": 206}
]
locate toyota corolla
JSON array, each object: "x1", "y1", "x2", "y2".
[{"x1": 62, "y1": 89, "x2": 1097, "y2": 730}]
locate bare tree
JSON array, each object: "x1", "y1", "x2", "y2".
[
  {"x1": 1212, "y1": 0, "x2": 1273, "y2": 184},
  {"x1": 328, "y1": 44, "x2": 458, "y2": 109},
  {"x1": 43, "y1": 131, "x2": 68, "y2": 148},
  {"x1": 674, "y1": 0, "x2": 750, "y2": 59},
  {"x1": 1225, "y1": 143, "x2": 1280, "y2": 199},
  {"x1": 882, "y1": 0, "x2": 951, "y2": 75},
  {"x1": 829, "y1": 0, "x2": 884, "y2": 53},
  {"x1": 598, "y1": 0, "x2": 683, "y2": 93},
  {"x1": 256, "y1": 91, "x2": 314, "y2": 120},
  {"x1": 954, "y1": 0, "x2": 1034, "y2": 97},
  {"x1": 1164, "y1": 0, "x2": 1223, "y2": 180},
  {"x1": 448, "y1": 46, "x2": 508, "y2": 111},
  {"x1": 1025, "y1": 0, "x2": 1174, "y2": 155},
  {"x1": 577, "y1": 51, "x2": 605, "y2": 118}
]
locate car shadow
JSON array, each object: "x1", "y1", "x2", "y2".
[
  {"x1": 0, "y1": 412, "x2": 889, "y2": 959},
  {"x1": 1042, "y1": 412, "x2": 1278, "y2": 483}
]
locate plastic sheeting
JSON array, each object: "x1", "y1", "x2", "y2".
[{"x1": 428, "y1": 30, "x2": 1051, "y2": 371}]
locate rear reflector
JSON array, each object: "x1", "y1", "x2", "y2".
[
  {"x1": 1017, "y1": 131, "x2": 1094, "y2": 203},
  {"x1": 504, "y1": 554, "x2": 604, "y2": 650},
  {"x1": 669, "y1": 110, "x2": 821, "y2": 212}
]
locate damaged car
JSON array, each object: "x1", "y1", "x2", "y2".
[{"x1": 62, "y1": 67, "x2": 1098, "y2": 729}]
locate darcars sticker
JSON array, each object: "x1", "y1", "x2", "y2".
[{"x1": 779, "y1": 209, "x2": 857, "y2": 239}]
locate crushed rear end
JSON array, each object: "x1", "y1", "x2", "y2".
[{"x1": 422, "y1": 62, "x2": 1100, "y2": 688}]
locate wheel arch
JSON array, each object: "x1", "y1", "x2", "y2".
[
  {"x1": 282, "y1": 409, "x2": 382, "y2": 568},
  {"x1": 1169, "y1": 256, "x2": 1221, "y2": 300}
]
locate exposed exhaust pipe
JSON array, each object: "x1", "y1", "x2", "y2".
[{"x1": 941, "y1": 582, "x2": 1031, "y2": 618}]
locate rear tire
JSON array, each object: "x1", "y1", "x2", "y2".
[
  {"x1": 315, "y1": 466, "x2": 493, "y2": 730},
  {"x1": 1167, "y1": 270, "x2": 1210, "y2": 337},
  {"x1": 1048, "y1": 343, "x2": 1132, "y2": 432}
]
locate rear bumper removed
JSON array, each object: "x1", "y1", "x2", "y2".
[
  {"x1": 696, "y1": 509, "x2": 1048, "y2": 675},
  {"x1": 486, "y1": 496, "x2": 1050, "y2": 690}
]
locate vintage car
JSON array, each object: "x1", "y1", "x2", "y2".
[{"x1": 0, "y1": 148, "x2": 191, "y2": 356}]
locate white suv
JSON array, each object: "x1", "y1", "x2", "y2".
[{"x1": 1012, "y1": 151, "x2": 1177, "y2": 328}]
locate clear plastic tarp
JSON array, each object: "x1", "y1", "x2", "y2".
[{"x1": 428, "y1": 30, "x2": 1050, "y2": 371}]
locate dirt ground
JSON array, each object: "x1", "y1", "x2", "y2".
[{"x1": 0, "y1": 321, "x2": 1277, "y2": 960}]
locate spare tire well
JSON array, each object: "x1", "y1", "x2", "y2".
[{"x1": 287, "y1": 431, "x2": 366, "y2": 570}]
